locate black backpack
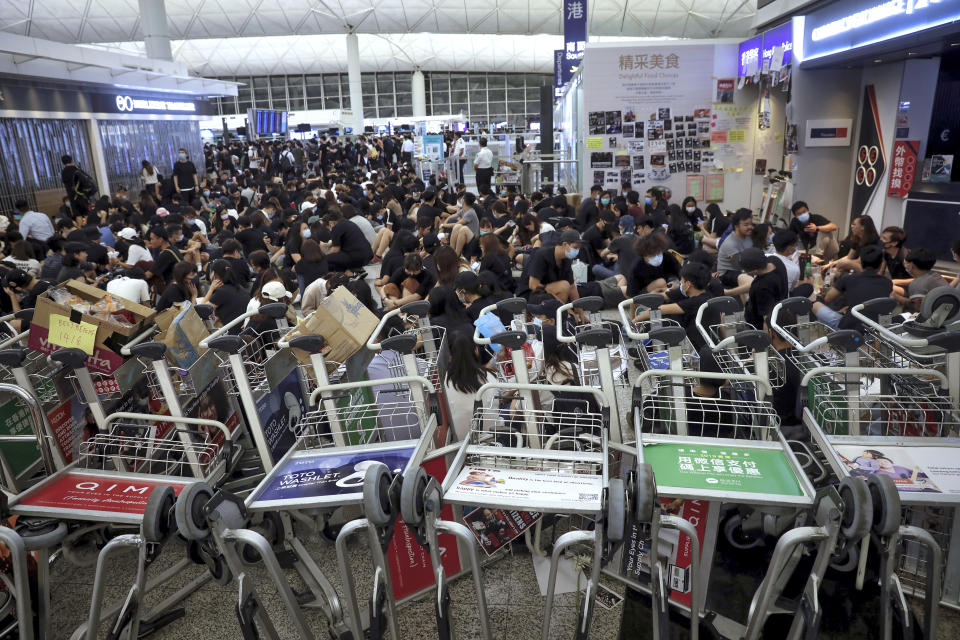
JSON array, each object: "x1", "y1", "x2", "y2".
[{"x1": 72, "y1": 168, "x2": 99, "y2": 199}]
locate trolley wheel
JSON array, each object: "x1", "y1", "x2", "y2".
[
  {"x1": 920, "y1": 286, "x2": 960, "y2": 327},
  {"x1": 866, "y1": 474, "x2": 901, "y2": 537},
  {"x1": 634, "y1": 463, "x2": 656, "y2": 523},
  {"x1": 187, "y1": 540, "x2": 205, "y2": 565},
  {"x1": 401, "y1": 467, "x2": 428, "y2": 529},
  {"x1": 175, "y1": 483, "x2": 214, "y2": 541},
  {"x1": 606, "y1": 479, "x2": 626, "y2": 543},
  {"x1": 838, "y1": 477, "x2": 871, "y2": 540},
  {"x1": 828, "y1": 541, "x2": 860, "y2": 574},
  {"x1": 210, "y1": 554, "x2": 232, "y2": 586},
  {"x1": 363, "y1": 462, "x2": 394, "y2": 528},
  {"x1": 15, "y1": 519, "x2": 68, "y2": 551},
  {"x1": 142, "y1": 485, "x2": 176, "y2": 544},
  {"x1": 722, "y1": 514, "x2": 764, "y2": 551}
]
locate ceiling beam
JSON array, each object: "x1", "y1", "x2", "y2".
[{"x1": 76, "y1": 0, "x2": 94, "y2": 43}]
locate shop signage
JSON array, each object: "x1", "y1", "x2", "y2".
[
  {"x1": 737, "y1": 35, "x2": 763, "y2": 77},
  {"x1": 563, "y1": 0, "x2": 587, "y2": 79},
  {"x1": 114, "y1": 95, "x2": 196, "y2": 113},
  {"x1": 554, "y1": 49, "x2": 565, "y2": 99},
  {"x1": 800, "y1": 0, "x2": 960, "y2": 62},
  {"x1": 888, "y1": 139, "x2": 919, "y2": 198},
  {"x1": 737, "y1": 22, "x2": 794, "y2": 76},
  {"x1": 851, "y1": 85, "x2": 887, "y2": 218}
]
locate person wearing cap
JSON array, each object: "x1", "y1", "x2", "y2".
[
  {"x1": 517, "y1": 229, "x2": 582, "y2": 303},
  {"x1": 105, "y1": 267, "x2": 150, "y2": 305},
  {"x1": 2, "y1": 268, "x2": 51, "y2": 319},
  {"x1": 115, "y1": 227, "x2": 152, "y2": 268},
  {"x1": 582, "y1": 210, "x2": 617, "y2": 270},
  {"x1": 246, "y1": 280, "x2": 297, "y2": 332},
  {"x1": 739, "y1": 247, "x2": 788, "y2": 329}
]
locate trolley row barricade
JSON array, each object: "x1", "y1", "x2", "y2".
[
  {"x1": 631, "y1": 367, "x2": 873, "y2": 640},
  {"x1": 173, "y1": 356, "x2": 444, "y2": 640},
  {"x1": 473, "y1": 298, "x2": 545, "y2": 384}
]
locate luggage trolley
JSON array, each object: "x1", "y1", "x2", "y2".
[
  {"x1": 694, "y1": 296, "x2": 787, "y2": 394},
  {"x1": 365, "y1": 300, "x2": 445, "y2": 390},
  {"x1": 472, "y1": 298, "x2": 545, "y2": 384},
  {"x1": 797, "y1": 363, "x2": 958, "y2": 639},
  {"x1": 617, "y1": 293, "x2": 700, "y2": 377},
  {"x1": 174, "y1": 333, "x2": 444, "y2": 640},
  {"x1": 4, "y1": 348, "x2": 234, "y2": 640},
  {"x1": 410, "y1": 327, "x2": 619, "y2": 640},
  {"x1": 633, "y1": 367, "x2": 870, "y2": 640}
]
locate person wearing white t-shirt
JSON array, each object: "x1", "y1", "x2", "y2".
[
  {"x1": 106, "y1": 269, "x2": 151, "y2": 304},
  {"x1": 401, "y1": 136, "x2": 414, "y2": 165},
  {"x1": 453, "y1": 132, "x2": 466, "y2": 183},
  {"x1": 248, "y1": 146, "x2": 260, "y2": 171},
  {"x1": 140, "y1": 160, "x2": 160, "y2": 198},
  {"x1": 115, "y1": 228, "x2": 152, "y2": 267},
  {"x1": 770, "y1": 228, "x2": 801, "y2": 292},
  {"x1": 473, "y1": 137, "x2": 494, "y2": 194}
]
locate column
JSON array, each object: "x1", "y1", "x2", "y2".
[
  {"x1": 412, "y1": 69, "x2": 427, "y2": 118},
  {"x1": 138, "y1": 0, "x2": 173, "y2": 61},
  {"x1": 87, "y1": 119, "x2": 110, "y2": 197},
  {"x1": 345, "y1": 32, "x2": 365, "y2": 136}
]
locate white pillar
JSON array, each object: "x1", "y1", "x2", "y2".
[
  {"x1": 412, "y1": 69, "x2": 427, "y2": 118},
  {"x1": 87, "y1": 119, "x2": 110, "y2": 197},
  {"x1": 138, "y1": 0, "x2": 173, "y2": 61},
  {"x1": 346, "y1": 32, "x2": 365, "y2": 135}
]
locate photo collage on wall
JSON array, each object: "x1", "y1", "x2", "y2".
[{"x1": 589, "y1": 106, "x2": 714, "y2": 186}]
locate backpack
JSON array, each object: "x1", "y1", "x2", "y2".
[
  {"x1": 280, "y1": 154, "x2": 293, "y2": 172},
  {"x1": 72, "y1": 168, "x2": 98, "y2": 199}
]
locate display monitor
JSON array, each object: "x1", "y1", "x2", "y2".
[{"x1": 247, "y1": 108, "x2": 289, "y2": 137}]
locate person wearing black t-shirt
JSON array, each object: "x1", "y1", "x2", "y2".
[
  {"x1": 788, "y1": 201, "x2": 837, "y2": 253},
  {"x1": 516, "y1": 230, "x2": 582, "y2": 302},
  {"x1": 382, "y1": 253, "x2": 436, "y2": 310},
  {"x1": 144, "y1": 227, "x2": 182, "y2": 287},
  {"x1": 292, "y1": 239, "x2": 328, "y2": 291},
  {"x1": 321, "y1": 210, "x2": 373, "y2": 272},
  {"x1": 200, "y1": 258, "x2": 250, "y2": 332},
  {"x1": 634, "y1": 261, "x2": 715, "y2": 351},
  {"x1": 739, "y1": 248, "x2": 788, "y2": 330},
  {"x1": 235, "y1": 215, "x2": 268, "y2": 256},
  {"x1": 415, "y1": 191, "x2": 443, "y2": 230},
  {"x1": 879, "y1": 226, "x2": 911, "y2": 282},
  {"x1": 582, "y1": 210, "x2": 616, "y2": 269},
  {"x1": 627, "y1": 233, "x2": 680, "y2": 295},
  {"x1": 575, "y1": 186, "x2": 603, "y2": 231},
  {"x1": 172, "y1": 148, "x2": 199, "y2": 197},
  {"x1": 2, "y1": 268, "x2": 51, "y2": 329},
  {"x1": 156, "y1": 262, "x2": 198, "y2": 312},
  {"x1": 813, "y1": 244, "x2": 892, "y2": 331}
]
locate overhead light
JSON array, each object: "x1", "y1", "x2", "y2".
[
  {"x1": 874, "y1": 58, "x2": 883, "y2": 62},
  {"x1": 907, "y1": 51, "x2": 915, "y2": 55},
  {"x1": 952, "y1": 43, "x2": 960, "y2": 47}
]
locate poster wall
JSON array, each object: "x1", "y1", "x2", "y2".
[{"x1": 580, "y1": 42, "x2": 742, "y2": 207}]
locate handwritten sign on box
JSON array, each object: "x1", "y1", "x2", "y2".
[{"x1": 47, "y1": 314, "x2": 97, "y2": 355}]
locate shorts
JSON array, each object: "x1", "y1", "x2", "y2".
[{"x1": 577, "y1": 277, "x2": 625, "y2": 308}]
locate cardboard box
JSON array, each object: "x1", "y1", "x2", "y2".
[
  {"x1": 565, "y1": 193, "x2": 583, "y2": 209},
  {"x1": 161, "y1": 305, "x2": 208, "y2": 370},
  {"x1": 283, "y1": 287, "x2": 379, "y2": 369},
  {"x1": 28, "y1": 279, "x2": 156, "y2": 374}
]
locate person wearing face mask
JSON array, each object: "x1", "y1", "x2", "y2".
[
  {"x1": 172, "y1": 148, "x2": 199, "y2": 199},
  {"x1": 788, "y1": 201, "x2": 837, "y2": 256},
  {"x1": 681, "y1": 197, "x2": 702, "y2": 227},
  {"x1": 575, "y1": 185, "x2": 603, "y2": 231},
  {"x1": 891, "y1": 248, "x2": 948, "y2": 313},
  {"x1": 634, "y1": 261, "x2": 714, "y2": 351},
  {"x1": 627, "y1": 233, "x2": 680, "y2": 295},
  {"x1": 739, "y1": 248, "x2": 788, "y2": 330},
  {"x1": 516, "y1": 230, "x2": 583, "y2": 303}
]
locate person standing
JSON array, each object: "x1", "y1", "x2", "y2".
[
  {"x1": 60, "y1": 154, "x2": 98, "y2": 216},
  {"x1": 172, "y1": 148, "x2": 199, "y2": 201},
  {"x1": 140, "y1": 160, "x2": 161, "y2": 199},
  {"x1": 473, "y1": 137, "x2": 494, "y2": 194},
  {"x1": 453, "y1": 132, "x2": 466, "y2": 183},
  {"x1": 401, "y1": 135, "x2": 414, "y2": 166}
]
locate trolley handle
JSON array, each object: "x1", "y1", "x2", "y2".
[
  {"x1": 694, "y1": 296, "x2": 740, "y2": 350},
  {"x1": 636, "y1": 368, "x2": 773, "y2": 398},
  {"x1": 199, "y1": 309, "x2": 260, "y2": 349},
  {"x1": 472, "y1": 303, "x2": 502, "y2": 346},
  {"x1": 556, "y1": 301, "x2": 576, "y2": 343},
  {"x1": 103, "y1": 412, "x2": 233, "y2": 441},
  {"x1": 0, "y1": 330, "x2": 29, "y2": 352},
  {"x1": 120, "y1": 322, "x2": 160, "y2": 356},
  {"x1": 363, "y1": 301, "x2": 430, "y2": 352},
  {"x1": 475, "y1": 381, "x2": 608, "y2": 407},
  {"x1": 769, "y1": 299, "x2": 814, "y2": 352},
  {"x1": 799, "y1": 365, "x2": 948, "y2": 389},
  {"x1": 616, "y1": 297, "x2": 643, "y2": 340},
  {"x1": 850, "y1": 302, "x2": 929, "y2": 349},
  {"x1": 308, "y1": 375, "x2": 435, "y2": 405}
]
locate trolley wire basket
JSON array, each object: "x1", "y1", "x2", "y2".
[
  {"x1": 78, "y1": 428, "x2": 224, "y2": 477},
  {"x1": 384, "y1": 324, "x2": 446, "y2": 389},
  {"x1": 213, "y1": 326, "x2": 286, "y2": 395},
  {"x1": 0, "y1": 348, "x2": 62, "y2": 406},
  {"x1": 572, "y1": 321, "x2": 631, "y2": 389},
  {"x1": 295, "y1": 391, "x2": 426, "y2": 449},
  {"x1": 712, "y1": 342, "x2": 788, "y2": 389}
]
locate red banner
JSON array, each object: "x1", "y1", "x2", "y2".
[
  {"x1": 387, "y1": 457, "x2": 463, "y2": 599},
  {"x1": 18, "y1": 473, "x2": 186, "y2": 515},
  {"x1": 887, "y1": 140, "x2": 919, "y2": 198},
  {"x1": 27, "y1": 324, "x2": 124, "y2": 375}
]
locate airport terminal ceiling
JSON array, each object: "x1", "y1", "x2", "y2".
[{"x1": 0, "y1": 0, "x2": 759, "y2": 74}]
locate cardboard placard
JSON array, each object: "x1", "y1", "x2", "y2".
[{"x1": 47, "y1": 314, "x2": 98, "y2": 355}]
